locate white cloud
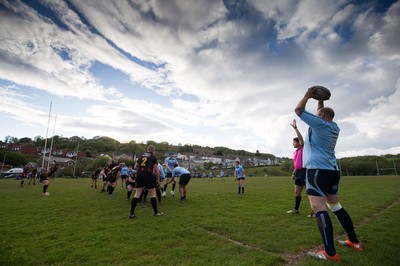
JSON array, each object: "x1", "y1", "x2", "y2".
[{"x1": 0, "y1": 0, "x2": 399, "y2": 158}]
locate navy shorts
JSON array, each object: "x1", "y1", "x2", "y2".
[
  {"x1": 179, "y1": 174, "x2": 191, "y2": 186},
  {"x1": 306, "y1": 169, "x2": 340, "y2": 197},
  {"x1": 165, "y1": 172, "x2": 173, "y2": 178}
]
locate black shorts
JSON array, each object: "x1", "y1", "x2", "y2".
[
  {"x1": 179, "y1": 174, "x2": 191, "y2": 186},
  {"x1": 107, "y1": 173, "x2": 117, "y2": 183},
  {"x1": 166, "y1": 172, "x2": 173, "y2": 178},
  {"x1": 121, "y1": 175, "x2": 127, "y2": 180},
  {"x1": 294, "y1": 168, "x2": 306, "y2": 186},
  {"x1": 135, "y1": 174, "x2": 156, "y2": 189},
  {"x1": 306, "y1": 169, "x2": 340, "y2": 197},
  {"x1": 126, "y1": 181, "x2": 135, "y2": 188}
]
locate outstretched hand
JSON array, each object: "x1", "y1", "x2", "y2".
[{"x1": 290, "y1": 119, "x2": 297, "y2": 129}]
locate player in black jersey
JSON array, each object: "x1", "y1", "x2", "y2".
[
  {"x1": 129, "y1": 145, "x2": 163, "y2": 218},
  {"x1": 40, "y1": 164, "x2": 59, "y2": 196}
]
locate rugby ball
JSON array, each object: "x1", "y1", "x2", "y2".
[{"x1": 311, "y1": 85, "x2": 331, "y2": 101}]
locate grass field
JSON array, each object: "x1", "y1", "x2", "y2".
[{"x1": 1, "y1": 175, "x2": 399, "y2": 265}]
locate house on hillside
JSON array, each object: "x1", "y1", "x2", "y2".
[{"x1": 6, "y1": 143, "x2": 37, "y2": 155}]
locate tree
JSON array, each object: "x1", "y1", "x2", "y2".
[
  {"x1": 4, "y1": 135, "x2": 18, "y2": 143},
  {"x1": 19, "y1": 137, "x2": 32, "y2": 143},
  {"x1": 0, "y1": 150, "x2": 27, "y2": 167}
]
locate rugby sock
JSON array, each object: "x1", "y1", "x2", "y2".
[
  {"x1": 107, "y1": 185, "x2": 111, "y2": 193},
  {"x1": 316, "y1": 211, "x2": 336, "y2": 256},
  {"x1": 295, "y1": 196, "x2": 301, "y2": 210},
  {"x1": 130, "y1": 197, "x2": 138, "y2": 214},
  {"x1": 172, "y1": 183, "x2": 176, "y2": 191},
  {"x1": 43, "y1": 185, "x2": 48, "y2": 193},
  {"x1": 150, "y1": 197, "x2": 158, "y2": 214},
  {"x1": 333, "y1": 208, "x2": 359, "y2": 243},
  {"x1": 242, "y1": 186, "x2": 244, "y2": 193},
  {"x1": 20, "y1": 180, "x2": 24, "y2": 185},
  {"x1": 238, "y1": 187, "x2": 241, "y2": 194},
  {"x1": 163, "y1": 184, "x2": 168, "y2": 191},
  {"x1": 127, "y1": 191, "x2": 132, "y2": 199},
  {"x1": 108, "y1": 187, "x2": 115, "y2": 195},
  {"x1": 156, "y1": 188, "x2": 161, "y2": 202},
  {"x1": 139, "y1": 192, "x2": 144, "y2": 202}
]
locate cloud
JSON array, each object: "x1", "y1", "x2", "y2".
[{"x1": 0, "y1": 0, "x2": 399, "y2": 158}]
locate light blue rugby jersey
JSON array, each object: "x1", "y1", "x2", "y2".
[
  {"x1": 158, "y1": 163, "x2": 165, "y2": 180},
  {"x1": 300, "y1": 110, "x2": 340, "y2": 170},
  {"x1": 172, "y1": 166, "x2": 190, "y2": 177},
  {"x1": 120, "y1": 166, "x2": 129, "y2": 175},
  {"x1": 235, "y1": 165, "x2": 244, "y2": 178},
  {"x1": 164, "y1": 157, "x2": 178, "y2": 173}
]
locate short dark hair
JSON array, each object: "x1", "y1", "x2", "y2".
[
  {"x1": 321, "y1": 107, "x2": 335, "y2": 119},
  {"x1": 293, "y1": 137, "x2": 299, "y2": 143}
]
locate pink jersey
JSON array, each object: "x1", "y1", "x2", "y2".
[{"x1": 293, "y1": 147, "x2": 303, "y2": 170}]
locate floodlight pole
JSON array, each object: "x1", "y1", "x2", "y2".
[{"x1": 73, "y1": 140, "x2": 80, "y2": 177}]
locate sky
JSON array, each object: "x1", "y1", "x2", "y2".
[{"x1": 0, "y1": 0, "x2": 399, "y2": 159}]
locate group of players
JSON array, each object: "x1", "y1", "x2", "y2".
[{"x1": 89, "y1": 149, "x2": 193, "y2": 219}]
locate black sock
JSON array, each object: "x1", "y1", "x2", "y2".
[
  {"x1": 295, "y1": 196, "x2": 301, "y2": 210},
  {"x1": 127, "y1": 191, "x2": 132, "y2": 199},
  {"x1": 242, "y1": 187, "x2": 244, "y2": 193},
  {"x1": 150, "y1": 197, "x2": 158, "y2": 214},
  {"x1": 172, "y1": 183, "x2": 176, "y2": 191},
  {"x1": 316, "y1": 211, "x2": 336, "y2": 256},
  {"x1": 156, "y1": 188, "x2": 161, "y2": 202},
  {"x1": 163, "y1": 184, "x2": 168, "y2": 191},
  {"x1": 20, "y1": 180, "x2": 24, "y2": 185},
  {"x1": 108, "y1": 186, "x2": 114, "y2": 195},
  {"x1": 107, "y1": 185, "x2": 111, "y2": 193},
  {"x1": 130, "y1": 197, "x2": 139, "y2": 214},
  {"x1": 43, "y1": 185, "x2": 48, "y2": 193},
  {"x1": 238, "y1": 187, "x2": 241, "y2": 194},
  {"x1": 139, "y1": 192, "x2": 144, "y2": 202},
  {"x1": 333, "y1": 207, "x2": 359, "y2": 243}
]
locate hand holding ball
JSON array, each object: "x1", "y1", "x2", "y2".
[{"x1": 310, "y1": 86, "x2": 331, "y2": 100}]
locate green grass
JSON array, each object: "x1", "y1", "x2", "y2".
[{"x1": 0, "y1": 176, "x2": 399, "y2": 265}]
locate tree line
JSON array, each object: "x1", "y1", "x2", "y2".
[{"x1": 1, "y1": 135, "x2": 399, "y2": 176}]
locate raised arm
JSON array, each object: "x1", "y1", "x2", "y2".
[
  {"x1": 290, "y1": 119, "x2": 304, "y2": 146},
  {"x1": 295, "y1": 87, "x2": 315, "y2": 116}
]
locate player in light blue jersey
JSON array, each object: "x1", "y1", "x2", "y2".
[
  {"x1": 162, "y1": 153, "x2": 179, "y2": 197},
  {"x1": 296, "y1": 86, "x2": 362, "y2": 262},
  {"x1": 126, "y1": 166, "x2": 136, "y2": 200},
  {"x1": 234, "y1": 159, "x2": 245, "y2": 194},
  {"x1": 172, "y1": 166, "x2": 191, "y2": 201},
  {"x1": 120, "y1": 163, "x2": 129, "y2": 188}
]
